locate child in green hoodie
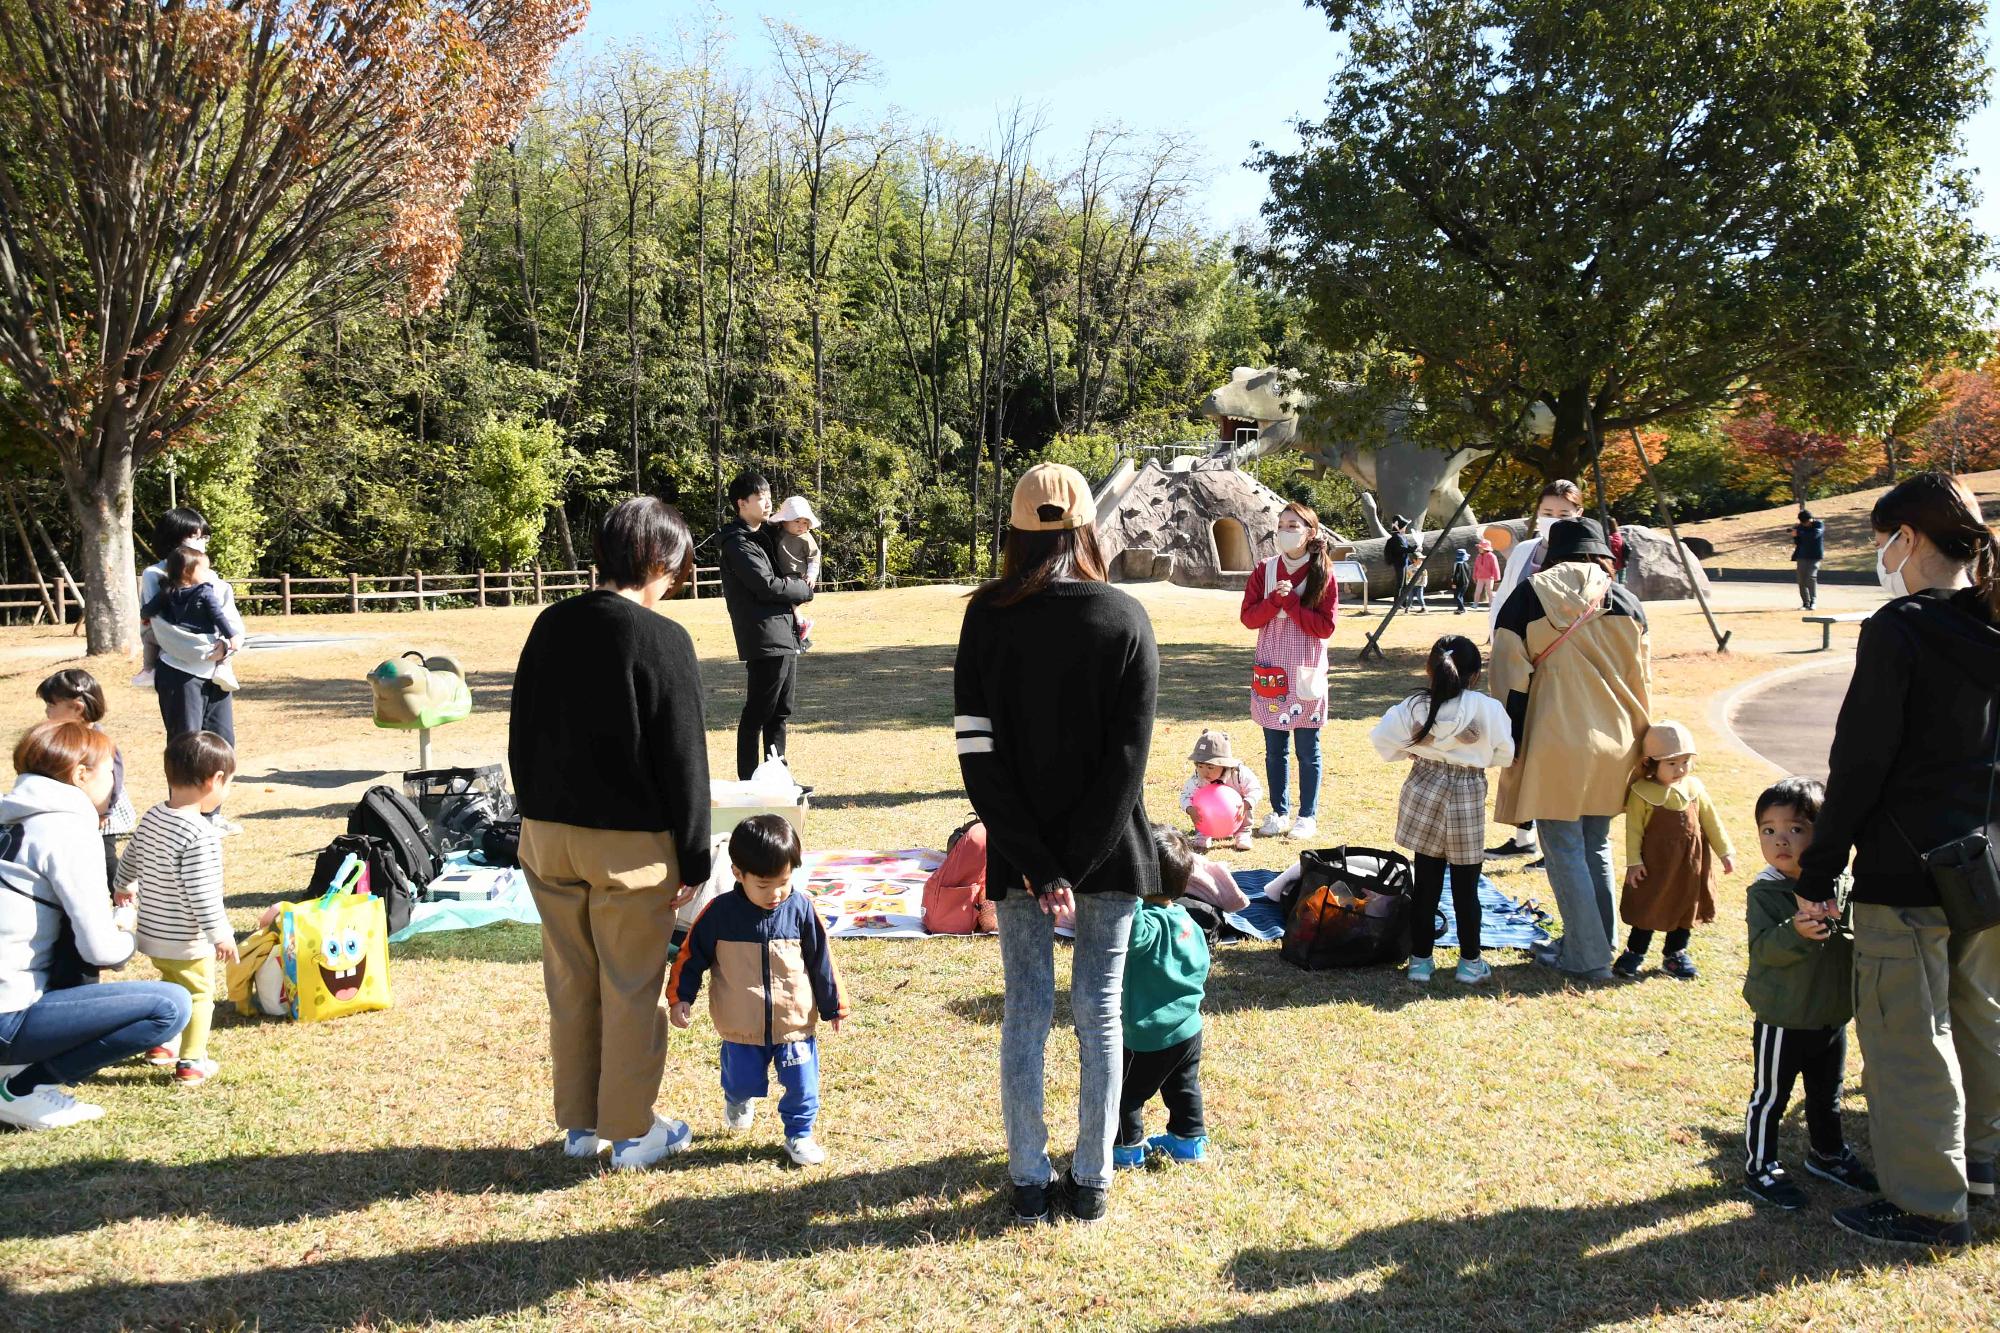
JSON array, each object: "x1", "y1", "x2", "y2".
[
  {"x1": 1743, "y1": 777, "x2": 1878, "y2": 1210},
  {"x1": 1114, "y1": 825, "x2": 1211, "y2": 1168}
]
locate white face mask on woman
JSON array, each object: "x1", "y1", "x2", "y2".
[
  {"x1": 1276, "y1": 528, "x2": 1308, "y2": 557},
  {"x1": 1876, "y1": 529, "x2": 1913, "y2": 598}
]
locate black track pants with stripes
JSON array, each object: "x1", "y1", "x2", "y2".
[{"x1": 1744, "y1": 1020, "x2": 1848, "y2": 1174}]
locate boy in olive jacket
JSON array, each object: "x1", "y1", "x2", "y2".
[{"x1": 1742, "y1": 778, "x2": 1878, "y2": 1210}]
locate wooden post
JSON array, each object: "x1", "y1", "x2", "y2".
[
  {"x1": 414, "y1": 569, "x2": 425, "y2": 610},
  {"x1": 54, "y1": 574, "x2": 66, "y2": 623},
  {"x1": 348, "y1": 572, "x2": 360, "y2": 614},
  {"x1": 533, "y1": 563, "x2": 545, "y2": 604},
  {"x1": 475, "y1": 568, "x2": 486, "y2": 607},
  {"x1": 281, "y1": 572, "x2": 293, "y2": 616}
]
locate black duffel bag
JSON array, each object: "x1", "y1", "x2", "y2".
[{"x1": 1279, "y1": 845, "x2": 1416, "y2": 970}]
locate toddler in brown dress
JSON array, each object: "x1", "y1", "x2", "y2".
[{"x1": 1615, "y1": 720, "x2": 1736, "y2": 980}]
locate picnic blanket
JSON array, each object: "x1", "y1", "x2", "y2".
[
  {"x1": 1220, "y1": 869, "x2": 1552, "y2": 951},
  {"x1": 391, "y1": 857, "x2": 537, "y2": 943},
  {"x1": 802, "y1": 848, "x2": 943, "y2": 938}
]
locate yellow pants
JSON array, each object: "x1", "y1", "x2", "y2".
[{"x1": 152, "y1": 955, "x2": 217, "y2": 1062}]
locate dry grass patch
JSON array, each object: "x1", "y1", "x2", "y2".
[
  {"x1": 1680, "y1": 468, "x2": 2000, "y2": 573},
  {"x1": 0, "y1": 580, "x2": 1992, "y2": 1329}
]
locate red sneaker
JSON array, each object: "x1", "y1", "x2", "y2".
[{"x1": 144, "y1": 1046, "x2": 178, "y2": 1067}]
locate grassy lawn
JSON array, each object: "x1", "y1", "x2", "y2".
[
  {"x1": 0, "y1": 574, "x2": 1991, "y2": 1330},
  {"x1": 1680, "y1": 468, "x2": 2000, "y2": 574}
]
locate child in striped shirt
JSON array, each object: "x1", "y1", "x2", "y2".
[{"x1": 114, "y1": 731, "x2": 238, "y2": 1086}]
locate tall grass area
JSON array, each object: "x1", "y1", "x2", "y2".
[{"x1": 0, "y1": 580, "x2": 1987, "y2": 1329}]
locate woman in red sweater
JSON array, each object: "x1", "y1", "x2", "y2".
[{"x1": 1241, "y1": 502, "x2": 1339, "y2": 841}]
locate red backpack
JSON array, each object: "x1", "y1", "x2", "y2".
[{"x1": 923, "y1": 817, "x2": 997, "y2": 935}]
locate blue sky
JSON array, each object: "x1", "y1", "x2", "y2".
[{"x1": 576, "y1": 0, "x2": 2000, "y2": 249}]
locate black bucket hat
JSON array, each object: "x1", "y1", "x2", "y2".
[{"x1": 1543, "y1": 516, "x2": 1612, "y2": 563}]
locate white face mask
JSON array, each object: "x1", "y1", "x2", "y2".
[
  {"x1": 1276, "y1": 528, "x2": 1308, "y2": 556},
  {"x1": 1876, "y1": 530, "x2": 1912, "y2": 597},
  {"x1": 1535, "y1": 513, "x2": 1574, "y2": 537}
]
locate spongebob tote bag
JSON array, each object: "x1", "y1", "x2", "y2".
[{"x1": 281, "y1": 856, "x2": 392, "y2": 1022}]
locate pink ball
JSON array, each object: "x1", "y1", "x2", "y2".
[{"x1": 1189, "y1": 782, "x2": 1245, "y2": 837}]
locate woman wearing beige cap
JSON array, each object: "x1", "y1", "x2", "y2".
[{"x1": 954, "y1": 462, "x2": 1159, "y2": 1227}]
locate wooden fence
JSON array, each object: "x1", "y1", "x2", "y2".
[{"x1": 5, "y1": 563, "x2": 964, "y2": 625}]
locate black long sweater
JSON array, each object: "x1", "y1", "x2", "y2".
[
  {"x1": 1799, "y1": 586, "x2": 2000, "y2": 908},
  {"x1": 953, "y1": 580, "x2": 1160, "y2": 900},
  {"x1": 508, "y1": 590, "x2": 713, "y2": 885}
]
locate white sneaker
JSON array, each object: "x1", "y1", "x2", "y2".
[
  {"x1": 131, "y1": 669, "x2": 155, "y2": 688},
  {"x1": 785, "y1": 1135, "x2": 828, "y2": 1166},
  {"x1": 1190, "y1": 833, "x2": 1211, "y2": 852},
  {"x1": 724, "y1": 1098, "x2": 755, "y2": 1130},
  {"x1": 0, "y1": 1083, "x2": 104, "y2": 1130},
  {"x1": 610, "y1": 1115, "x2": 693, "y2": 1170},
  {"x1": 563, "y1": 1129, "x2": 605, "y2": 1158},
  {"x1": 1232, "y1": 829, "x2": 1255, "y2": 852},
  {"x1": 1257, "y1": 812, "x2": 1290, "y2": 838},
  {"x1": 1289, "y1": 816, "x2": 1318, "y2": 842}
]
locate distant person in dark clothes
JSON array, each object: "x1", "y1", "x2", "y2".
[
  {"x1": 718, "y1": 471, "x2": 813, "y2": 780},
  {"x1": 955, "y1": 462, "x2": 1159, "y2": 1227},
  {"x1": 1795, "y1": 472, "x2": 2000, "y2": 1249},
  {"x1": 509, "y1": 497, "x2": 712, "y2": 1173},
  {"x1": 1383, "y1": 517, "x2": 1415, "y2": 610},
  {"x1": 1790, "y1": 510, "x2": 1826, "y2": 609}
]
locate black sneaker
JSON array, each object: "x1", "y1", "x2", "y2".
[
  {"x1": 1060, "y1": 1171, "x2": 1108, "y2": 1224},
  {"x1": 1806, "y1": 1148, "x2": 1879, "y2": 1194},
  {"x1": 1834, "y1": 1198, "x2": 1971, "y2": 1248},
  {"x1": 1010, "y1": 1180, "x2": 1054, "y2": 1226},
  {"x1": 1662, "y1": 950, "x2": 1699, "y2": 981},
  {"x1": 1611, "y1": 950, "x2": 1645, "y2": 979},
  {"x1": 1486, "y1": 835, "x2": 1538, "y2": 858},
  {"x1": 1971, "y1": 1159, "x2": 1995, "y2": 1206},
  {"x1": 1524, "y1": 856, "x2": 1547, "y2": 870},
  {"x1": 1745, "y1": 1165, "x2": 1808, "y2": 1210}
]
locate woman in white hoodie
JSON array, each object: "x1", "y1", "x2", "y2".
[
  {"x1": 0, "y1": 722, "x2": 191, "y2": 1130},
  {"x1": 1370, "y1": 635, "x2": 1515, "y2": 985}
]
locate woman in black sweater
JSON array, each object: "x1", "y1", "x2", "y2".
[
  {"x1": 1797, "y1": 472, "x2": 2000, "y2": 1248},
  {"x1": 509, "y1": 497, "x2": 711, "y2": 1173},
  {"x1": 955, "y1": 463, "x2": 1159, "y2": 1227}
]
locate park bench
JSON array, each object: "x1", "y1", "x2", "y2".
[{"x1": 1804, "y1": 612, "x2": 1869, "y2": 651}]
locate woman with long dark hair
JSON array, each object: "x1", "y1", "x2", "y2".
[
  {"x1": 954, "y1": 463, "x2": 1159, "y2": 1226},
  {"x1": 1241, "y1": 500, "x2": 1338, "y2": 841},
  {"x1": 509, "y1": 497, "x2": 711, "y2": 1172},
  {"x1": 1797, "y1": 472, "x2": 2000, "y2": 1248}
]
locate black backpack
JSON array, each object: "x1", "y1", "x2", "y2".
[
  {"x1": 1280, "y1": 846, "x2": 1416, "y2": 970},
  {"x1": 311, "y1": 833, "x2": 416, "y2": 935},
  {"x1": 472, "y1": 818, "x2": 521, "y2": 869},
  {"x1": 348, "y1": 785, "x2": 442, "y2": 890}
]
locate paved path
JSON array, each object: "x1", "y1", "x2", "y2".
[{"x1": 1725, "y1": 660, "x2": 1854, "y2": 783}]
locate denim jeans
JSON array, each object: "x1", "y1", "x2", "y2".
[
  {"x1": 1264, "y1": 726, "x2": 1322, "y2": 819},
  {"x1": 1538, "y1": 816, "x2": 1617, "y2": 972},
  {"x1": 0, "y1": 981, "x2": 191, "y2": 1088},
  {"x1": 998, "y1": 890, "x2": 1138, "y2": 1190}
]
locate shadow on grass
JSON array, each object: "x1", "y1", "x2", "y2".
[
  {"x1": 252, "y1": 768, "x2": 390, "y2": 789},
  {"x1": 0, "y1": 1149, "x2": 1005, "y2": 1327},
  {"x1": 393, "y1": 921, "x2": 543, "y2": 964},
  {"x1": 1178, "y1": 1126, "x2": 1967, "y2": 1332}
]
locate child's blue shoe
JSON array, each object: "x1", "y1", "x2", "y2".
[
  {"x1": 1146, "y1": 1132, "x2": 1209, "y2": 1163},
  {"x1": 1113, "y1": 1142, "x2": 1148, "y2": 1170}
]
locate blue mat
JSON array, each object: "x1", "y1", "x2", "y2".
[{"x1": 1221, "y1": 869, "x2": 1552, "y2": 952}]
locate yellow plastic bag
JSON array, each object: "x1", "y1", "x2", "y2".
[{"x1": 281, "y1": 858, "x2": 391, "y2": 1022}]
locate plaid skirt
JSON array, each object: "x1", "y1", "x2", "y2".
[{"x1": 1395, "y1": 759, "x2": 1489, "y2": 864}]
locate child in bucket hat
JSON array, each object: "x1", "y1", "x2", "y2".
[
  {"x1": 1615, "y1": 719, "x2": 1736, "y2": 980},
  {"x1": 1179, "y1": 730, "x2": 1263, "y2": 852},
  {"x1": 772, "y1": 496, "x2": 823, "y2": 650}
]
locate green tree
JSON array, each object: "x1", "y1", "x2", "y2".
[
  {"x1": 461, "y1": 416, "x2": 564, "y2": 567},
  {"x1": 1255, "y1": 0, "x2": 1993, "y2": 484}
]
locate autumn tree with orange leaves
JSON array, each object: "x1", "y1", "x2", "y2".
[{"x1": 0, "y1": 0, "x2": 586, "y2": 653}]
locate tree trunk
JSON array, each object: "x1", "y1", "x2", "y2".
[
  {"x1": 1541, "y1": 384, "x2": 1599, "y2": 485},
  {"x1": 550, "y1": 502, "x2": 578, "y2": 570},
  {"x1": 63, "y1": 447, "x2": 141, "y2": 655}
]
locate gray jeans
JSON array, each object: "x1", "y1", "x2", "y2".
[
  {"x1": 998, "y1": 891, "x2": 1138, "y2": 1190},
  {"x1": 1538, "y1": 815, "x2": 1617, "y2": 972},
  {"x1": 1796, "y1": 560, "x2": 1820, "y2": 608}
]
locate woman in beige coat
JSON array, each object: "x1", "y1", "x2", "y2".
[{"x1": 1490, "y1": 518, "x2": 1652, "y2": 979}]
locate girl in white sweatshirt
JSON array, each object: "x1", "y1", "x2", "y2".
[{"x1": 1369, "y1": 635, "x2": 1515, "y2": 985}]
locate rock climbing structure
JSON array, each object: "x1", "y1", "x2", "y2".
[{"x1": 1095, "y1": 459, "x2": 1301, "y2": 590}]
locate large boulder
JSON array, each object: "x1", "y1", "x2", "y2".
[{"x1": 1620, "y1": 524, "x2": 1711, "y2": 601}]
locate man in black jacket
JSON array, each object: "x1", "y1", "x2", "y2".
[
  {"x1": 718, "y1": 471, "x2": 813, "y2": 779},
  {"x1": 1790, "y1": 510, "x2": 1826, "y2": 609}
]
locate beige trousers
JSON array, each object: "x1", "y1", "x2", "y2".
[
  {"x1": 1852, "y1": 902, "x2": 2000, "y2": 1222},
  {"x1": 520, "y1": 819, "x2": 681, "y2": 1144}
]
